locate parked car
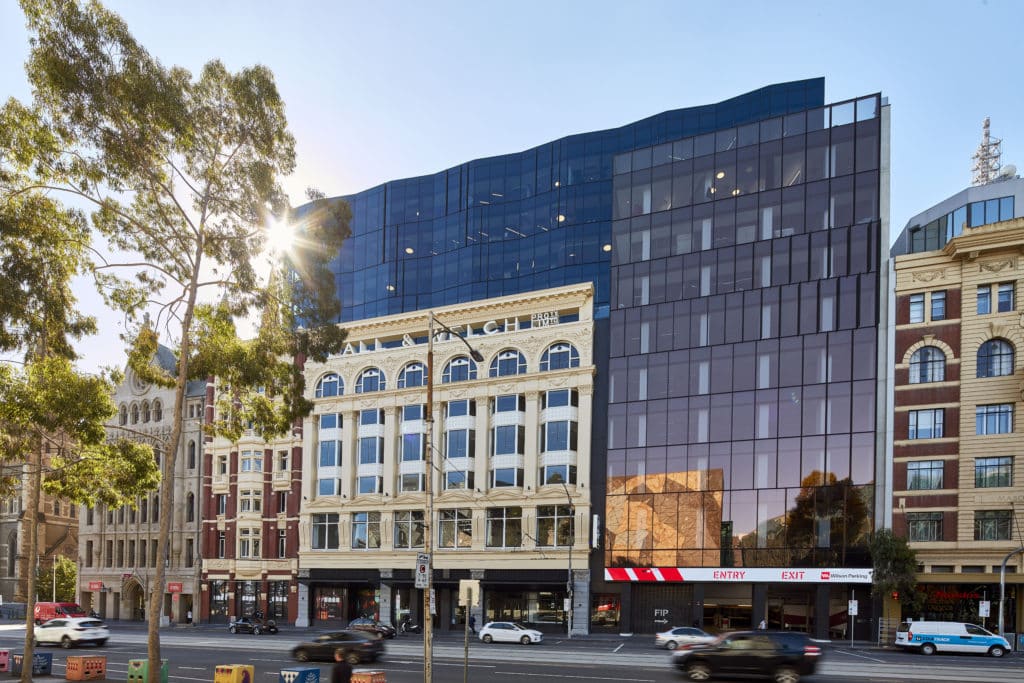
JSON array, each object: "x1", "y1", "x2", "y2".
[
  {"x1": 478, "y1": 621, "x2": 543, "y2": 645},
  {"x1": 33, "y1": 602, "x2": 87, "y2": 625},
  {"x1": 290, "y1": 630, "x2": 385, "y2": 664},
  {"x1": 895, "y1": 621, "x2": 1009, "y2": 657},
  {"x1": 655, "y1": 626, "x2": 716, "y2": 650},
  {"x1": 347, "y1": 617, "x2": 397, "y2": 639},
  {"x1": 671, "y1": 630, "x2": 822, "y2": 683},
  {"x1": 228, "y1": 616, "x2": 278, "y2": 635},
  {"x1": 33, "y1": 617, "x2": 108, "y2": 648}
]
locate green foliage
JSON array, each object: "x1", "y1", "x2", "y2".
[
  {"x1": 36, "y1": 556, "x2": 78, "y2": 603},
  {"x1": 0, "y1": 356, "x2": 160, "y2": 508},
  {"x1": 869, "y1": 528, "x2": 925, "y2": 616}
]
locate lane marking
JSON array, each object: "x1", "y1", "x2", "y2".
[
  {"x1": 179, "y1": 666, "x2": 207, "y2": 670},
  {"x1": 830, "y1": 648, "x2": 886, "y2": 663},
  {"x1": 612, "y1": 643, "x2": 624, "y2": 652},
  {"x1": 495, "y1": 673, "x2": 654, "y2": 682}
]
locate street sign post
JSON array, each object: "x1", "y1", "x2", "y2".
[{"x1": 980, "y1": 600, "x2": 990, "y2": 617}]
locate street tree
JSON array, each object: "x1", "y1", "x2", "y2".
[
  {"x1": 0, "y1": 186, "x2": 160, "y2": 682},
  {"x1": 869, "y1": 528, "x2": 924, "y2": 624},
  {"x1": 37, "y1": 555, "x2": 80, "y2": 603},
  {"x1": 2, "y1": 3, "x2": 349, "y2": 680}
]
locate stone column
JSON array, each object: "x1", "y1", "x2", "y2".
[
  {"x1": 570, "y1": 568, "x2": 590, "y2": 636},
  {"x1": 295, "y1": 579, "x2": 310, "y2": 628},
  {"x1": 379, "y1": 569, "x2": 393, "y2": 626}
]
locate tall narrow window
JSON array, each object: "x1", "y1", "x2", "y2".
[
  {"x1": 908, "y1": 293, "x2": 924, "y2": 323},
  {"x1": 930, "y1": 291, "x2": 946, "y2": 321},
  {"x1": 311, "y1": 513, "x2": 339, "y2": 550}
]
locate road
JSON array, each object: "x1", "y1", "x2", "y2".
[{"x1": 0, "y1": 624, "x2": 1022, "y2": 682}]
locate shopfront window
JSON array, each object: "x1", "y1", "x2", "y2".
[
  {"x1": 591, "y1": 594, "x2": 621, "y2": 629},
  {"x1": 236, "y1": 580, "x2": 258, "y2": 617},
  {"x1": 268, "y1": 581, "x2": 288, "y2": 620},
  {"x1": 314, "y1": 586, "x2": 346, "y2": 623},
  {"x1": 209, "y1": 580, "x2": 229, "y2": 622}
]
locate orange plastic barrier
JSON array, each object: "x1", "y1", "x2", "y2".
[
  {"x1": 351, "y1": 672, "x2": 386, "y2": 683},
  {"x1": 66, "y1": 655, "x2": 107, "y2": 681}
]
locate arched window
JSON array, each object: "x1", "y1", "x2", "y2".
[
  {"x1": 186, "y1": 493, "x2": 195, "y2": 523},
  {"x1": 7, "y1": 532, "x2": 16, "y2": 577},
  {"x1": 398, "y1": 362, "x2": 426, "y2": 388},
  {"x1": 119, "y1": 406, "x2": 128, "y2": 426},
  {"x1": 131, "y1": 404, "x2": 140, "y2": 424},
  {"x1": 355, "y1": 367, "x2": 386, "y2": 393},
  {"x1": 489, "y1": 349, "x2": 527, "y2": 377},
  {"x1": 540, "y1": 342, "x2": 580, "y2": 371},
  {"x1": 978, "y1": 339, "x2": 1014, "y2": 377},
  {"x1": 909, "y1": 346, "x2": 945, "y2": 384},
  {"x1": 152, "y1": 400, "x2": 162, "y2": 422},
  {"x1": 315, "y1": 373, "x2": 342, "y2": 398},
  {"x1": 142, "y1": 401, "x2": 151, "y2": 423},
  {"x1": 442, "y1": 356, "x2": 477, "y2": 383},
  {"x1": 187, "y1": 440, "x2": 196, "y2": 469}
]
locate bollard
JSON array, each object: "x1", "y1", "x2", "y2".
[{"x1": 11, "y1": 652, "x2": 53, "y2": 677}]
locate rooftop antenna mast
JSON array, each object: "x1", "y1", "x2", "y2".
[{"x1": 971, "y1": 117, "x2": 1002, "y2": 186}]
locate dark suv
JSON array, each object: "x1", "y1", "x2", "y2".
[
  {"x1": 347, "y1": 617, "x2": 397, "y2": 639},
  {"x1": 672, "y1": 630, "x2": 822, "y2": 683}
]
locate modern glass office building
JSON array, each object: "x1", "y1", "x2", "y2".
[{"x1": 293, "y1": 78, "x2": 891, "y2": 637}]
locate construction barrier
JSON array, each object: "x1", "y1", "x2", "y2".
[
  {"x1": 11, "y1": 652, "x2": 53, "y2": 676},
  {"x1": 126, "y1": 659, "x2": 168, "y2": 683},
  {"x1": 0, "y1": 650, "x2": 9, "y2": 673},
  {"x1": 214, "y1": 665, "x2": 254, "y2": 683},
  {"x1": 351, "y1": 672, "x2": 386, "y2": 683},
  {"x1": 278, "y1": 667, "x2": 319, "y2": 683},
  {"x1": 65, "y1": 655, "x2": 106, "y2": 681}
]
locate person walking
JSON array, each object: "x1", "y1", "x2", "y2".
[
  {"x1": 331, "y1": 648, "x2": 353, "y2": 683},
  {"x1": 469, "y1": 614, "x2": 477, "y2": 634},
  {"x1": 186, "y1": 609, "x2": 193, "y2": 625},
  {"x1": 757, "y1": 619, "x2": 767, "y2": 630}
]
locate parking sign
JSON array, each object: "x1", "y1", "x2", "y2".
[{"x1": 415, "y1": 553, "x2": 430, "y2": 589}]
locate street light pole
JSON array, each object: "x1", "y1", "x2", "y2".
[
  {"x1": 423, "y1": 312, "x2": 483, "y2": 683},
  {"x1": 562, "y1": 482, "x2": 574, "y2": 639}
]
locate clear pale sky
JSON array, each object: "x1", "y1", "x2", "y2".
[{"x1": 2, "y1": 0, "x2": 1023, "y2": 374}]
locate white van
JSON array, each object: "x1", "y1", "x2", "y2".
[{"x1": 895, "y1": 621, "x2": 1009, "y2": 657}]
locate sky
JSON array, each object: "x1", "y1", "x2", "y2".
[{"x1": 2, "y1": 0, "x2": 1023, "y2": 374}]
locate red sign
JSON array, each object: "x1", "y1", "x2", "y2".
[
  {"x1": 88, "y1": 581, "x2": 103, "y2": 591},
  {"x1": 122, "y1": 573, "x2": 132, "y2": 579},
  {"x1": 167, "y1": 582, "x2": 183, "y2": 593}
]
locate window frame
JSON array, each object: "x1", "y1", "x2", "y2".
[
  {"x1": 906, "y1": 460, "x2": 944, "y2": 490},
  {"x1": 976, "y1": 403, "x2": 1013, "y2": 435},
  {"x1": 908, "y1": 408, "x2": 944, "y2": 439},
  {"x1": 975, "y1": 456, "x2": 1013, "y2": 488}
]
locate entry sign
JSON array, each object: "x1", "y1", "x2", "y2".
[
  {"x1": 980, "y1": 600, "x2": 991, "y2": 617},
  {"x1": 415, "y1": 553, "x2": 430, "y2": 589},
  {"x1": 848, "y1": 600, "x2": 858, "y2": 616}
]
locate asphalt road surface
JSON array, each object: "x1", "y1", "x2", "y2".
[{"x1": 0, "y1": 624, "x2": 1022, "y2": 682}]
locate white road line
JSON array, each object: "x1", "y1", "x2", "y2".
[
  {"x1": 178, "y1": 666, "x2": 206, "y2": 670},
  {"x1": 831, "y1": 648, "x2": 886, "y2": 663},
  {"x1": 612, "y1": 643, "x2": 624, "y2": 652},
  {"x1": 495, "y1": 673, "x2": 654, "y2": 682}
]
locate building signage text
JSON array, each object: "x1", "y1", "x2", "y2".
[{"x1": 605, "y1": 567, "x2": 872, "y2": 584}]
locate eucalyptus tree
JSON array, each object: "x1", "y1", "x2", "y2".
[{"x1": 2, "y1": 2, "x2": 349, "y2": 679}]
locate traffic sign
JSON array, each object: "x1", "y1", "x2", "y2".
[
  {"x1": 980, "y1": 600, "x2": 990, "y2": 617},
  {"x1": 848, "y1": 599, "x2": 858, "y2": 616},
  {"x1": 415, "y1": 553, "x2": 430, "y2": 589}
]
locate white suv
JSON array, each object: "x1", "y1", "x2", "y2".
[{"x1": 34, "y1": 617, "x2": 109, "y2": 648}]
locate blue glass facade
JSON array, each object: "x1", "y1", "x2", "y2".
[{"x1": 319, "y1": 79, "x2": 825, "y2": 322}]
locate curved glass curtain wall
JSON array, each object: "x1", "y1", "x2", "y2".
[
  {"x1": 605, "y1": 94, "x2": 884, "y2": 569},
  {"x1": 301, "y1": 79, "x2": 825, "y2": 323}
]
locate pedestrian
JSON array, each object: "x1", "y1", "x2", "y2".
[
  {"x1": 186, "y1": 609, "x2": 192, "y2": 625},
  {"x1": 331, "y1": 648, "x2": 353, "y2": 683},
  {"x1": 469, "y1": 614, "x2": 477, "y2": 634},
  {"x1": 758, "y1": 619, "x2": 766, "y2": 630}
]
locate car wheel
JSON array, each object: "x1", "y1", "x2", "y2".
[
  {"x1": 229, "y1": 625, "x2": 237, "y2": 634},
  {"x1": 32, "y1": 638, "x2": 39, "y2": 648},
  {"x1": 920, "y1": 642, "x2": 936, "y2": 655},
  {"x1": 482, "y1": 634, "x2": 493, "y2": 643},
  {"x1": 773, "y1": 666, "x2": 800, "y2": 683},
  {"x1": 293, "y1": 649, "x2": 310, "y2": 662},
  {"x1": 989, "y1": 645, "x2": 1006, "y2": 658},
  {"x1": 665, "y1": 640, "x2": 679, "y2": 650},
  {"x1": 686, "y1": 662, "x2": 712, "y2": 681},
  {"x1": 520, "y1": 635, "x2": 531, "y2": 645},
  {"x1": 345, "y1": 651, "x2": 361, "y2": 666},
  {"x1": 61, "y1": 636, "x2": 73, "y2": 649}
]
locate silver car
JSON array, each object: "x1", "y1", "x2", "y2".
[
  {"x1": 34, "y1": 617, "x2": 109, "y2": 648},
  {"x1": 655, "y1": 626, "x2": 715, "y2": 650}
]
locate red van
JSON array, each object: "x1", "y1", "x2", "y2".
[{"x1": 33, "y1": 602, "x2": 87, "y2": 625}]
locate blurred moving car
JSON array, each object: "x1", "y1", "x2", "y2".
[
  {"x1": 478, "y1": 621, "x2": 543, "y2": 645},
  {"x1": 671, "y1": 630, "x2": 821, "y2": 683},
  {"x1": 655, "y1": 626, "x2": 716, "y2": 650},
  {"x1": 290, "y1": 630, "x2": 385, "y2": 664},
  {"x1": 34, "y1": 617, "x2": 109, "y2": 648},
  {"x1": 347, "y1": 617, "x2": 397, "y2": 639},
  {"x1": 228, "y1": 616, "x2": 278, "y2": 635}
]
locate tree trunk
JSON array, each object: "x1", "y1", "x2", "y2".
[{"x1": 21, "y1": 444, "x2": 42, "y2": 683}]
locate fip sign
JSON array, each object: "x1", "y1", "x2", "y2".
[{"x1": 654, "y1": 608, "x2": 671, "y2": 625}]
